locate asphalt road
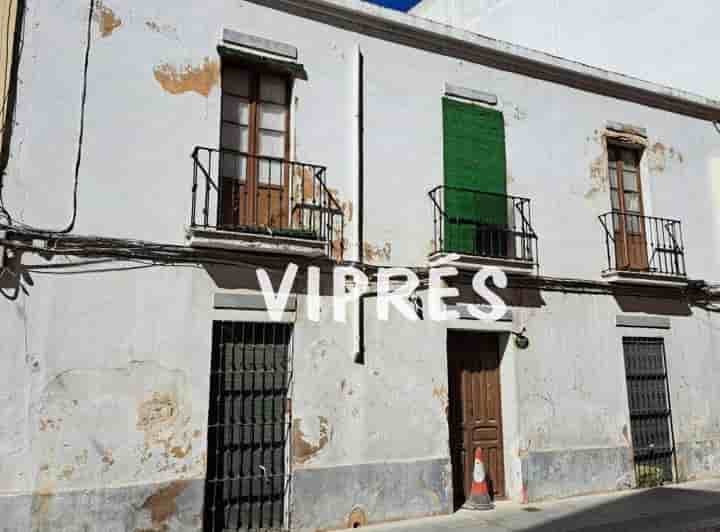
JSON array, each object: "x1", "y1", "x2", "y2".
[{"x1": 360, "y1": 479, "x2": 720, "y2": 532}]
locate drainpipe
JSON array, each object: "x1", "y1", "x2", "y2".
[{"x1": 352, "y1": 45, "x2": 365, "y2": 364}]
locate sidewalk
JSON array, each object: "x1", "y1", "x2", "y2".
[{"x1": 362, "y1": 479, "x2": 720, "y2": 532}]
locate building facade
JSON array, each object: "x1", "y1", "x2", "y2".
[
  {"x1": 1, "y1": 1, "x2": 720, "y2": 531},
  {"x1": 411, "y1": 0, "x2": 720, "y2": 99}
]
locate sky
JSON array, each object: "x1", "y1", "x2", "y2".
[{"x1": 364, "y1": 0, "x2": 421, "y2": 11}]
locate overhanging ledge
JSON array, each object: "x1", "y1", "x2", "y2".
[
  {"x1": 246, "y1": 0, "x2": 720, "y2": 122},
  {"x1": 218, "y1": 45, "x2": 308, "y2": 80}
]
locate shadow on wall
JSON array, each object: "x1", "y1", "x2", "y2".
[
  {"x1": 613, "y1": 293, "x2": 691, "y2": 317},
  {"x1": 451, "y1": 277, "x2": 547, "y2": 310},
  {"x1": 204, "y1": 262, "x2": 335, "y2": 295},
  {"x1": 0, "y1": 250, "x2": 32, "y2": 299}
]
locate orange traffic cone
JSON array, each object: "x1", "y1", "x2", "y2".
[{"x1": 462, "y1": 448, "x2": 495, "y2": 511}]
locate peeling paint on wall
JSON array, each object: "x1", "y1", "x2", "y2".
[
  {"x1": 649, "y1": 142, "x2": 667, "y2": 173},
  {"x1": 293, "y1": 417, "x2": 331, "y2": 465},
  {"x1": 137, "y1": 392, "x2": 178, "y2": 443},
  {"x1": 145, "y1": 20, "x2": 178, "y2": 40},
  {"x1": 93, "y1": 1, "x2": 121, "y2": 38},
  {"x1": 141, "y1": 480, "x2": 191, "y2": 529},
  {"x1": 31, "y1": 361, "x2": 199, "y2": 488},
  {"x1": 364, "y1": 241, "x2": 392, "y2": 263},
  {"x1": 586, "y1": 153, "x2": 608, "y2": 199},
  {"x1": 432, "y1": 384, "x2": 449, "y2": 417},
  {"x1": 649, "y1": 142, "x2": 684, "y2": 173},
  {"x1": 327, "y1": 187, "x2": 353, "y2": 224},
  {"x1": 152, "y1": 58, "x2": 220, "y2": 97}
]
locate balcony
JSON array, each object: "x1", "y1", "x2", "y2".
[
  {"x1": 599, "y1": 212, "x2": 686, "y2": 286},
  {"x1": 428, "y1": 186, "x2": 538, "y2": 274},
  {"x1": 188, "y1": 147, "x2": 344, "y2": 260}
]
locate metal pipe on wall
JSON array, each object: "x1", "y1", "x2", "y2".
[{"x1": 352, "y1": 44, "x2": 365, "y2": 364}]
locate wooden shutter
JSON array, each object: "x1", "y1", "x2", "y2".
[{"x1": 442, "y1": 98, "x2": 508, "y2": 254}]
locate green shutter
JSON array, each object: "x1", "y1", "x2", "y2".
[{"x1": 442, "y1": 98, "x2": 508, "y2": 254}]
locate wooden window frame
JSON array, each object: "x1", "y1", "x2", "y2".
[
  {"x1": 608, "y1": 142, "x2": 645, "y2": 220},
  {"x1": 607, "y1": 141, "x2": 649, "y2": 270},
  {"x1": 219, "y1": 60, "x2": 293, "y2": 228}
]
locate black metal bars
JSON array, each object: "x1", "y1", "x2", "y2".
[
  {"x1": 191, "y1": 147, "x2": 344, "y2": 261},
  {"x1": 204, "y1": 322, "x2": 294, "y2": 532},
  {"x1": 623, "y1": 337, "x2": 677, "y2": 487},
  {"x1": 428, "y1": 185, "x2": 538, "y2": 265},
  {"x1": 599, "y1": 211, "x2": 685, "y2": 276}
]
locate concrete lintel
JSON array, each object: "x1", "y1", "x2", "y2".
[
  {"x1": 602, "y1": 270, "x2": 689, "y2": 288},
  {"x1": 187, "y1": 227, "x2": 327, "y2": 258},
  {"x1": 214, "y1": 292, "x2": 298, "y2": 312},
  {"x1": 223, "y1": 28, "x2": 298, "y2": 59},
  {"x1": 448, "y1": 303, "x2": 513, "y2": 322},
  {"x1": 616, "y1": 314, "x2": 671, "y2": 329},
  {"x1": 444, "y1": 83, "x2": 498, "y2": 105},
  {"x1": 606, "y1": 121, "x2": 648, "y2": 138},
  {"x1": 428, "y1": 252, "x2": 536, "y2": 275}
]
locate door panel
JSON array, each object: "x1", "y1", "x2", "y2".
[
  {"x1": 448, "y1": 332, "x2": 505, "y2": 509},
  {"x1": 609, "y1": 146, "x2": 648, "y2": 270},
  {"x1": 220, "y1": 66, "x2": 290, "y2": 230},
  {"x1": 255, "y1": 74, "x2": 289, "y2": 230}
]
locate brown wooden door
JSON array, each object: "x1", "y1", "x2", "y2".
[
  {"x1": 220, "y1": 65, "x2": 291, "y2": 229},
  {"x1": 447, "y1": 331, "x2": 505, "y2": 509},
  {"x1": 608, "y1": 146, "x2": 648, "y2": 271}
]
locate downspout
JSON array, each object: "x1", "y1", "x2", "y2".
[{"x1": 352, "y1": 45, "x2": 365, "y2": 364}]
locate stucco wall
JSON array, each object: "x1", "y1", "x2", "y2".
[{"x1": 1, "y1": 1, "x2": 720, "y2": 530}]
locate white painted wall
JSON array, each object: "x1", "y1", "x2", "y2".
[
  {"x1": 1, "y1": 0, "x2": 720, "y2": 528},
  {"x1": 411, "y1": 0, "x2": 720, "y2": 100}
]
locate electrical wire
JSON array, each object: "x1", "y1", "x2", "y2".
[
  {"x1": 0, "y1": 229, "x2": 709, "y2": 302},
  {"x1": 0, "y1": 0, "x2": 23, "y2": 222},
  {"x1": 0, "y1": 0, "x2": 15, "y2": 122},
  {"x1": 26, "y1": 263, "x2": 162, "y2": 275},
  {"x1": 1, "y1": 0, "x2": 94, "y2": 234}
]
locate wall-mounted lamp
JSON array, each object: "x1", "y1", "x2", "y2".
[{"x1": 512, "y1": 328, "x2": 530, "y2": 350}]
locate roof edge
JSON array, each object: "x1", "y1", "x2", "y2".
[{"x1": 245, "y1": 0, "x2": 720, "y2": 122}]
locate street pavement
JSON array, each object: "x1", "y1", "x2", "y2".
[{"x1": 362, "y1": 479, "x2": 720, "y2": 532}]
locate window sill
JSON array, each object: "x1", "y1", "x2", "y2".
[
  {"x1": 187, "y1": 227, "x2": 327, "y2": 258},
  {"x1": 602, "y1": 269, "x2": 688, "y2": 287},
  {"x1": 428, "y1": 252, "x2": 537, "y2": 275}
]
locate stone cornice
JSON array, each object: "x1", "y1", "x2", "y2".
[{"x1": 247, "y1": 0, "x2": 720, "y2": 122}]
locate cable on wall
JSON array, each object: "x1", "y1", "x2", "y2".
[
  {"x1": 0, "y1": 0, "x2": 94, "y2": 234},
  {"x1": 0, "y1": 0, "x2": 25, "y2": 223},
  {"x1": 0, "y1": 0, "x2": 15, "y2": 121}
]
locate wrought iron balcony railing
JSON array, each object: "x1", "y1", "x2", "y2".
[
  {"x1": 428, "y1": 185, "x2": 538, "y2": 265},
  {"x1": 191, "y1": 147, "x2": 344, "y2": 260},
  {"x1": 599, "y1": 211, "x2": 685, "y2": 277}
]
